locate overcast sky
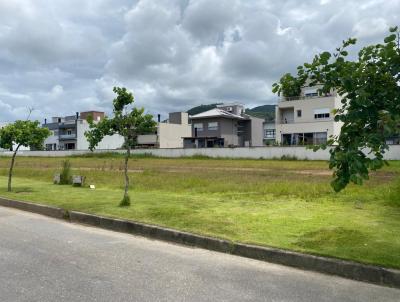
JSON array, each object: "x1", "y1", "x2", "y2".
[{"x1": 0, "y1": 0, "x2": 398, "y2": 122}]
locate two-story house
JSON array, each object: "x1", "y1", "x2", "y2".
[
  {"x1": 183, "y1": 103, "x2": 264, "y2": 148},
  {"x1": 263, "y1": 122, "x2": 276, "y2": 145},
  {"x1": 42, "y1": 111, "x2": 124, "y2": 150},
  {"x1": 275, "y1": 85, "x2": 342, "y2": 145}
]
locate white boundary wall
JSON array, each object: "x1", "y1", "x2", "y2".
[{"x1": 0, "y1": 145, "x2": 399, "y2": 160}]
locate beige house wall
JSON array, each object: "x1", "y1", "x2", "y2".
[
  {"x1": 275, "y1": 94, "x2": 342, "y2": 143},
  {"x1": 158, "y1": 123, "x2": 191, "y2": 148}
]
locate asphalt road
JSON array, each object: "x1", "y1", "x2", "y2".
[{"x1": 0, "y1": 207, "x2": 399, "y2": 302}]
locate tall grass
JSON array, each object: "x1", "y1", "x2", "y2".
[{"x1": 59, "y1": 160, "x2": 72, "y2": 185}]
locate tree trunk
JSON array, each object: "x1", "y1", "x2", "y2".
[
  {"x1": 120, "y1": 143, "x2": 131, "y2": 206},
  {"x1": 8, "y1": 144, "x2": 21, "y2": 192},
  {"x1": 124, "y1": 145, "x2": 130, "y2": 198}
]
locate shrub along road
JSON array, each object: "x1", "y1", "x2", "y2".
[
  {"x1": 1, "y1": 206, "x2": 399, "y2": 302},
  {"x1": 0, "y1": 156, "x2": 399, "y2": 269}
]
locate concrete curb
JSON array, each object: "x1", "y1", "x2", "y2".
[
  {"x1": 0, "y1": 197, "x2": 68, "y2": 220},
  {"x1": 1, "y1": 197, "x2": 399, "y2": 288}
]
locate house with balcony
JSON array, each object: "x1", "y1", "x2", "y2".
[
  {"x1": 137, "y1": 112, "x2": 191, "y2": 148},
  {"x1": 275, "y1": 85, "x2": 343, "y2": 145},
  {"x1": 183, "y1": 103, "x2": 264, "y2": 148},
  {"x1": 263, "y1": 122, "x2": 276, "y2": 145},
  {"x1": 42, "y1": 111, "x2": 124, "y2": 150}
]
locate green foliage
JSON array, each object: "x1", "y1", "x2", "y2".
[
  {"x1": 245, "y1": 105, "x2": 276, "y2": 121},
  {"x1": 59, "y1": 160, "x2": 72, "y2": 185},
  {"x1": 280, "y1": 155, "x2": 298, "y2": 161},
  {"x1": 0, "y1": 120, "x2": 50, "y2": 191},
  {"x1": 0, "y1": 120, "x2": 50, "y2": 151},
  {"x1": 85, "y1": 87, "x2": 157, "y2": 206},
  {"x1": 119, "y1": 195, "x2": 131, "y2": 207},
  {"x1": 272, "y1": 73, "x2": 305, "y2": 98},
  {"x1": 273, "y1": 28, "x2": 400, "y2": 191},
  {"x1": 187, "y1": 103, "x2": 222, "y2": 115},
  {"x1": 85, "y1": 87, "x2": 156, "y2": 151}
]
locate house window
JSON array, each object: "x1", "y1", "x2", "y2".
[
  {"x1": 193, "y1": 123, "x2": 203, "y2": 131},
  {"x1": 314, "y1": 132, "x2": 327, "y2": 144},
  {"x1": 297, "y1": 110, "x2": 302, "y2": 117},
  {"x1": 264, "y1": 129, "x2": 275, "y2": 139},
  {"x1": 314, "y1": 108, "x2": 330, "y2": 119},
  {"x1": 208, "y1": 122, "x2": 218, "y2": 130},
  {"x1": 67, "y1": 130, "x2": 72, "y2": 135},
  {"x1": 304, "y1": 87, "x2": 318, "y2": 97}
]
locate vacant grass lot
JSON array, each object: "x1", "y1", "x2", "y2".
[{"x1": 0, "y1": 154, "x2": 399, "y2": 269}]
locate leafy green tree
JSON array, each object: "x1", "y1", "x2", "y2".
[
  {"x1": 273, "y1": 27, "x2": 400, "y2": 192},
  {"x1": 85, "y1": 87, "x2": 156, "y2": 206},
  {"x1": 272, "y1": 73, "x2": 303, "y2": 98},
  {"x1": 0, "y1": 120, "x2": 50, "y2": 192}
]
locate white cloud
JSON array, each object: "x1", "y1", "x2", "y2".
[{"x1": 0, "y1": 0, "x2": 398, "y2": 121}]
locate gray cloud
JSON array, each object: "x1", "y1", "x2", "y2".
[{"x1": 0, "y1": 0, "x2": 398, "y2": 122}]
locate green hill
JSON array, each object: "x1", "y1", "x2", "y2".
[
  {"x1": 187, "y1": 103, "x2": 276, "y2": 121},
  {"x1": 187, "y1": 103, "x2": 221, "y2": 116},
  {"x1": 245, "y1": 105, "x2": 276, "y2": 122}
]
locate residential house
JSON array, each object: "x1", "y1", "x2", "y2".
[
  {"x1": 183, "y1": 103, "x2": 264, "y2": 148},
  {"x1": 42, "y1": 111, "x2": 124, "y2": 150},
  {"x1": 137, "y1": 112, "x2": 191, "y2": 148},
  {"x1": 263, "y1": 122, "x2": 276, "y2": 145},
  {"x1": 275, "y1": 85, "x2": 342, "y2": 145}
]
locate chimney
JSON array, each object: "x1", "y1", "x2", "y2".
[
  {"x1": 157, "y1": 114, "x2": 161, "y2": 123},
  {"x1": 44, "y1": 118, "x2": 47, "y2": 125}
]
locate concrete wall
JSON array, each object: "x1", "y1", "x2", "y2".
[
  {"x1": 2, "y1": 145, "x2": 399, "y2": 160},
  {"x1": 250, "y1": 117, "x2": 264, "y2": 147},
  {"x1": 158, "y1": 123, "x2": 191, "y2": 148},
  {"x1": 219, "y1": 118, "x2": 239, "y2": 146},
  {"x1": 137, "y1": 134, "x2": 158, "y2": 145},
  {"x1": 168, "y1": 112, "x2": 189, "y2": 125},
  {"x1": 76, "y1": 120, "x2": 125, "y2": 150}
]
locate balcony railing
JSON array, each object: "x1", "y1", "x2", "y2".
[
  {"x1": 280, "y1": 93, "x2": 335, "y2": 102},
  {"x1": 59, "y1": 134, "x2": 77, "y2": 140}
]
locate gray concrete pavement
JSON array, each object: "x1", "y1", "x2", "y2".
[{"x1": 0, "y1": 206, "x2": 399, "y2": 302}]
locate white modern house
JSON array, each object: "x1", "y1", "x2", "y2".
[
  {"x1": 43, "y1": 111, "x2": 192, "y2": 150},
  {"x1": 275, "y1": 85, "x2": 343, "y2": 145},
  {"x1": 42, "y1": 111, "x2": 125, "y2": 150}
]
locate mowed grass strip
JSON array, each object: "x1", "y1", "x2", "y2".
[{"x1": 0, "y1": 156, "x2": 399, "y2": 269}]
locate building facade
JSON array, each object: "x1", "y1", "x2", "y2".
[
  {"x1": 263, "y1": 122, "x2": 276, "y2": 145},
  {"x1": 42, "y1": 111, "x2": 124, "y2": 150},
  {"x1": 275, "y1": 86, "x2": 342, "y2": 145},
  {"x1": 137, "y1": 112, "x2": 191, "y2": 148},
  {"x1": 183, "y1": 103, "x2": 264, "y2": 148}
]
